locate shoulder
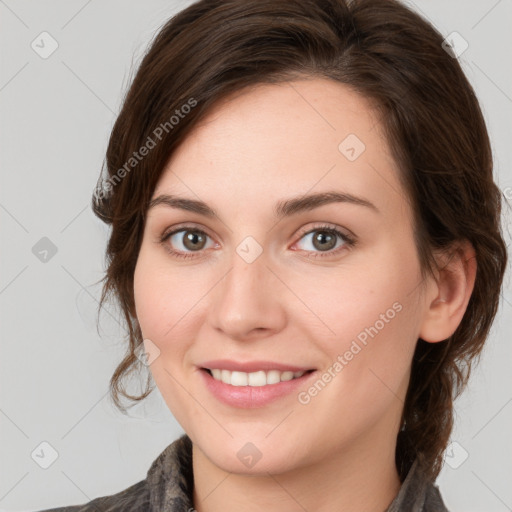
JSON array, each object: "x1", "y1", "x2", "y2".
[
  {"x1": 35, "y1": 434, "x2": 194, "y2": 512},
  {"x1": 423, "y1": 482, "x2": 450, "y2": 512},
  {"x1": 387, "y1": 459, "x2": 450, "y2": 512},
  {"x1": 36, "y1": 478, "x2": 150, "y2": 512}
]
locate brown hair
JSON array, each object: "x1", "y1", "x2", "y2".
[{"x1": 92, "y1": 0, "x2": 508, "y2": 482}]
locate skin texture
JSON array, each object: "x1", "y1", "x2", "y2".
[{"x1": 133, "y1": 78, "x2": 476, "y2": 512}]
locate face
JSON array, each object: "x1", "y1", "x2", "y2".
[{"x1": 133, "y1": 78, "x2": 429, "y2": 474}]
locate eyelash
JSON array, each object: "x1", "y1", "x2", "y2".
[{"x1": 159, "y1": 223, "x2": 356, "y2": 260}]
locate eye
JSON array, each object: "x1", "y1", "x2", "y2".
[
  {"x1": 293, "y1": 224, "x2": 355, "y2": 258},
  {"x1": 160, "y1": 226, "x2": 217, "y2": 259},
  {"x1": 159, "y1": 222, "x2": 356, "y2": 260}
]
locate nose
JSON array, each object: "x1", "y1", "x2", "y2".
[{"x1": 207, "y1": 251, "x2": 287, "y2": 341}]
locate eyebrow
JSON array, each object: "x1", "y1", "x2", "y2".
[{"x1": 148, "y1": 191, "x2": 379, "y2": 219}]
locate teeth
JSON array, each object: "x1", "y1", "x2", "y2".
[{"x1": 208, "y1": 368, "x2": 307, "y2": 386}]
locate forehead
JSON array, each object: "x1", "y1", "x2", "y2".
[{"x1": 153, "y1": 78, "x2": 406, "y2": 220}]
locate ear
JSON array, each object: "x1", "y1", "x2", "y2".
[{"x1": 419, "y1": 240, "x2": 477, "y2": 343}]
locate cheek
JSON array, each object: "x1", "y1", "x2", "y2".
[
  {"x1": 293, "y1": 277, "x2": 420, "y2": 445},
  {"x1": 133, "y1": 249, "x2": 203, "y2": 427},
  {"x1": 133, "y1": 252, "x2": 162, "y2": 339},
  {"x1": 300, "y1": 247, "x2": 422, "y2": 387},
  {"x1": 132, "y1": 246, "x2": 216, "y2": 397},
  {"x1": 133, "y1": 246, "x2": 199, "y2": 340},
  {"x1": 302, "y1": 258, "x2": 417, "y2": 343}
]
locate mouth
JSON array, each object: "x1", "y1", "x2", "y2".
[
  {"x1": 197, "y1": 359, "x2": 318, "y2": 408},
  {"x1": 201, "y1": 367, "x2": 316, "y2": 387}
]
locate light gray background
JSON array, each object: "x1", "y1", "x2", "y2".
[{"x1": 0, "y1": 1, "x2": 511, "y2": 511}]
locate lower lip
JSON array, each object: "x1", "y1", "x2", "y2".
[{"x1": 199, "y1": 369, "x2": 316, "y2": 408}]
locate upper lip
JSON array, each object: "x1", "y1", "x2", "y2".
[{"x1": 199, "y1": 359, "x2": 315, "y2": 373}]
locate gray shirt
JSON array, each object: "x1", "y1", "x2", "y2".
[{"x1": 38, "y1": 434, "x2": 449, "y2": 511}]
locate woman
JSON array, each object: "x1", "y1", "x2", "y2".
[{"x1": 40, "y1": 0, "x2": 507, "y2": 510}]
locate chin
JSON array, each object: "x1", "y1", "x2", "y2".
[{"x1": 193, "y1": 431, "x2": 308, "y2": 476}]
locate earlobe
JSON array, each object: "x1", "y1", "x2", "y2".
[{"x1": 419, "y1": 241, "x2": 477, "y2": 343}]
